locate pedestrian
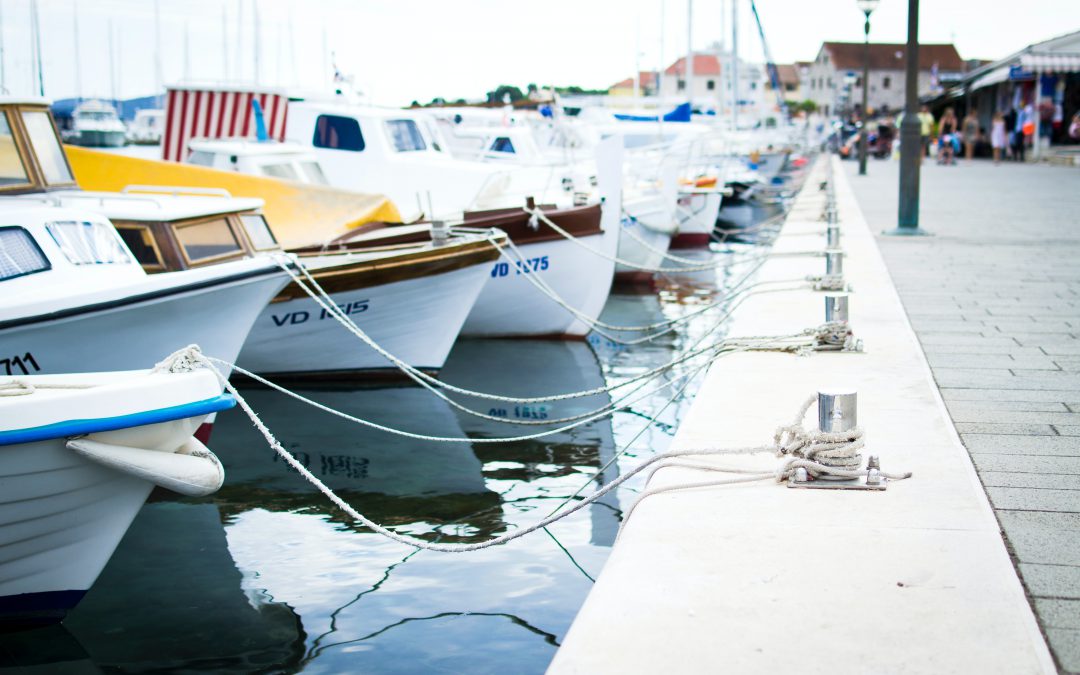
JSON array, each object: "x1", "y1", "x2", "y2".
[
  {"x1": 938, "y1": 107, "x2": 958, "y2": 165},
  {"x1": 918, "y1": 105, "x2": 934, "y2": 162},
  {"x1": 1070, "y1": 112, "x2": 1080, "y2": 141},
  {"x1": 1003, "y1": 106, "x2": 1018, "y2": 160},
  {"x1": 990, "y1": 111, "x2": 1007, "y2": 164},
  {"x1": 962, "y1": 108, "x2": 979, "y2": 161}
]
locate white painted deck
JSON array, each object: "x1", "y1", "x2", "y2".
[{"x1": 548, "y1": 157, "x2": 1056, "y2": 674}]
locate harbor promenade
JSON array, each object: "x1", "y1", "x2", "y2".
[
  {"x1": 846, "y1": 158, "x2": 1080, "y2": 673},
  {"x1": 549, "y1": 157, "x2": 1055, "y2": 674}
]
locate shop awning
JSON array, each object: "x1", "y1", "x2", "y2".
[
  {"x1": 1019, "y1": 52, "x2": 1080, "y2": 73},
  {"x1": 969, "y1": 66, "x2": 1011, "y2": 91}
]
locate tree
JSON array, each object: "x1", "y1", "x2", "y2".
[{"x1": 486, "y1": 85, "x2": 525, "y2": 104}]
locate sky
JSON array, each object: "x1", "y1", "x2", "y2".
[{"x1": 1, "y1": 0, "x2": 1078, "y2": 106}]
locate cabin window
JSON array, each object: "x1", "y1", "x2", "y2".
[
  {"x1": 385, "y1": 119, "x2": 427, "y2": 152},
  {"x1": 187, "y1": 150, "x2": 216, "y2": 167},
  {"x1": 0, "y1": 227, "x2": 50, "y2": 281},
  {"x1": 47, "y1": 221, "x2": 132, "y2": 265},
  {"x1": 490, "y1": 137, "x2": 515, "y2": 154},
  {"x1": 174, "y1": 217, "x2": 244, "y2": 264},
  {"x1": 20, "y1": 110, "x2": 74, "y2": 185},
  {"x1": 0, "y1": 113, "x2": 31, "y2": 188},
  {"x1": 313, "y1": 115, "x2": 365, "y2": 151},
  {"x1": 115, "y1": 224, "x2": 164, "y2": 270},
  {"x1": 299, "y1": 161, "x2": 329, "y2": 185},
  {"x1": 260, "y1": 162, "x2": 300, "y2": 181},
  {"x1": 240, "y1": 214, "x2": 278, "y2": 251}
]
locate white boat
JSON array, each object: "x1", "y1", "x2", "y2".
[
  {"x1": 29, "y1": 189, "x2": 501, "y2": 378},
  {"x1": 0, "y1": 203, "x2": 286, "y2": 379},
  {"x1": 64, "y1": 100, "x2": 127, "y2": 148},
  {"x1": 0, "y1": 365, "x2": 230, "y2": 627},
  {"x1": 126, "y1": 108, "x2": 164, "y2": 145},
  {"x1": 186, "y1": 138, "x2": 330, "y2": 185},
  {"x1": 616, "y1": 191, "x2": 677, "y2": 283},
  {"x1": 672, "y1": 186, "x2": 724, "y2": 248}
]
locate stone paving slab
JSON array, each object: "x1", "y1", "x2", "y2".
[{"x1": 846, "y1": 159, "x2": 1080, "y2": 673}]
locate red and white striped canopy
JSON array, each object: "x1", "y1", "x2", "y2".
[{"x1": 162, "y1": 87, "x2": 289, "y2": 162}]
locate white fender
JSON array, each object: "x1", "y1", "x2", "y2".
[{"x1": 66, "y1": 437, "x2": 225, "y2": 497}]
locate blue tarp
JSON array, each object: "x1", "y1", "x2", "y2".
[{"x1": 614, "y1": 102, "x2": 692, "y2": 123}]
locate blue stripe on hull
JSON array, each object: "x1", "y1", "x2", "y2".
[
  {"x1": 0, "y1": 590, "x2": 86, "y2": 628},
  {"x1": 0, "y1": 393, "x2": 235, "y2": 447}
]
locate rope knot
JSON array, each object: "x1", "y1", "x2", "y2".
[{"x1": 152, "y1": 345, "x2": 209, "y2": 374}]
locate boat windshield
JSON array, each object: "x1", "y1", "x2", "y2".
[
  {"x1": 240, "y1": 214, "x2": 278, "y2": 251},
  {"x1": 77, "y1": 112, "x2": 116, "y2": 122},
  {"x1": 298, "y1": 161, "x2": 328, "y2": 185},
  {"x1": 47, "y1": 221, "x2": 133, "y2": 265},
  {"x1": 260, "y1": 162, "x2": 300, "y2": 181},
  {"x1": 0, "y1": 227, "x2": 51, "y2": 281},
  {"x1": 174, "y1": 216, "x2": 244, "y2": 264},
  {"x1": 385, "y1": 119, "x2": 427, "y2": 152},
  {"x1": 20, "y1": 110, "x2": 74, "y2": 185},
  {"x1": 0, "y1": 113, "x2": 31, "y2": 188}
]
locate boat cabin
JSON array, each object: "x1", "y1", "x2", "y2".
[
  {"x1": 14, "y1": 190, "x2": 280, "y2": 273},
  {"x1": 0, "y1": 203, "x2": 145, "y2": 307},
  {"x1": 186, "y1": 139, "x2": 330, "y2": 185},
  {"x1": 0, "y1": 99, "x2": 78, "y2": 196}
]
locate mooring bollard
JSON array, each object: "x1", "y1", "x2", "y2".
[
  {"x1": 826, "y1": 250, "x2": 844, "y2": 276},
  {"x1": 827, "y1": 223, "x2": 841, "y2": 249},
  {"x1": 818, "y1": 389, "x2": 857, "y2": 433},
  {"x1": 824, "y1": 293, "x2": 849, "y2": 324},
  {"x1": 431, "y1": 220, "x2": 449, "y2": 247}
]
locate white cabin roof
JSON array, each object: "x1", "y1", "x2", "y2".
[
  {"x1": 188, "y1": 138, "x2": 311, "y2": 158},
  {"x1": 10, "y1": 191, "x2": 264, "y2": 222}
]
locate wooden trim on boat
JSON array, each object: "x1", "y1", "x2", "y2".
[
  {"x1": 0, "y1": 104, "x2": 79, "y2": 194},
  {"x1": 274, "y1": 236, "x2": 504, "y2": 303},
  {"x1": 294, "y1": 202, "x2": 603, "y2": 253}
]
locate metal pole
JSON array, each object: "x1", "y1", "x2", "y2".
[
  {"x1": 1032, "y1": 67, "x2": 1042, "y2": 161},
  {"x1": 886, "y1": 0, "x2": 928, "y2": 235},
  {"x1": 686, "y1": 0, "x2": 693, "y2": 105},
  {"x1": 858, "y1": 11, "x2": 870, "y2": 175},
  {"x1": 732, "y1": 0, "x2": 739, "y2": 130}
]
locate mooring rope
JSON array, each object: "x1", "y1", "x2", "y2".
[{"x1": 153, "y1": 345, "x2": 909, "y2": 553}]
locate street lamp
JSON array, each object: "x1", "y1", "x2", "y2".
[{"x1": 856, "y1": 0, "x2": 880, "y2": 176}]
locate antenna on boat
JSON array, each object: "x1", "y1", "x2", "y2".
[
  {"x1": 251, "y1": 99, "x2": 270, "y2": 142},
  {"x1": 29, "y1": 0, "x2": 44, "y2": 96},
  {"x1": 72, "y1": 0, "x2": 82, "y2": 102}
]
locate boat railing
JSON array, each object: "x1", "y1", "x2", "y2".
[
  {"x1": 122, "y1": 185, "x2": 234, "y2": 199},
  {"x1": 15, "y1": 192, "x2": 167, "y2": 211}
]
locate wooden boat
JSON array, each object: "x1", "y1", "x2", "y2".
[
  {"x1": 0, "y1": 366, "x2": 231, "y2": 627},
  {"x1": 39, "y1": 188, "x2": 504, "y2": 377}
]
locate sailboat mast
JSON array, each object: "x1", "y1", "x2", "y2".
[
  {"x1": 30, "y1": 0, "x2": 44, "y2": 96},
  {"x1": 685, "y1": 0, "x2": 693, "y2": 105},
  {"x1": 657, "y1": 0, "x2": 665, "y2": 104},
  {"x1": 0, "y1": 0, "x2": 6, "y2": 95},
  {"x1": 72, "y1": 1, "x2": 82, "y2": 101},
  {"x1": 732, "y1": 0, "x2": 739, "y2": 130},
  {"x1": 153, "y1": 0, "x2": 163, "y2": 100},
  {"x1": 253, "y1": 0, "x2": 261, "y2": 82},
  {"x1": 108, "y1": 20, "x2": 117, "y2": 106},
  {"x1": 222, "y1": 4, "x2": 230, "y2": 81}
]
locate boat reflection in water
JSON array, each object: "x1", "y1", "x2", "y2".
[
  {"x1": 440, "y1": 339, "x2": 620, "y2": 547},
  {"x1": 60, "y1": 502, "x2": 305, "y2": 672}
]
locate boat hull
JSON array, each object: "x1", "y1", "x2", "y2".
[
  {"x1": 461, "y1": 233, "x2": 614, "y2": 338},
  {"x1": 0, "y1": 415, "x2": 208, "y2": 628},
  {"x1": 237, "y1": 261, "x2": 490, "y2": 376},
  {"x1": 70, "y1": 130, "x2": 127, "y2": 148},
  {"x1": 0, "y1": 273, "x2": 284, "y2": 376},
  {"x1": 615, "y1": 196, "x2": 675, "y2": 283},
  {"x1": 672, "y1": 191, "x2": 723, "y2": 249}
]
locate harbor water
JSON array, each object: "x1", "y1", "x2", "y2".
[{"x1": 2, "y1": 206, "x2": 786, "y2": 673}]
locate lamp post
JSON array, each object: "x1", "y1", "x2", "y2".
[
  {"x1": 856, "y1": 0, "x2": 880, "y2": 176},
  {"x1": 884, "y1": 0, "x2": 928, "y2": 235}
]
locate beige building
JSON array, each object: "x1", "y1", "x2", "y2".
[{"x1": 805, "y1": 42, "x2": 965, "y2": 117}]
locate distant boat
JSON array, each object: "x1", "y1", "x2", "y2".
[
  {"x1": 64, "y1": 100, "x2": 127, "y2": 148},
  {"x1": 127, "y1": 108, "x2": 164, "y2": 145}
]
